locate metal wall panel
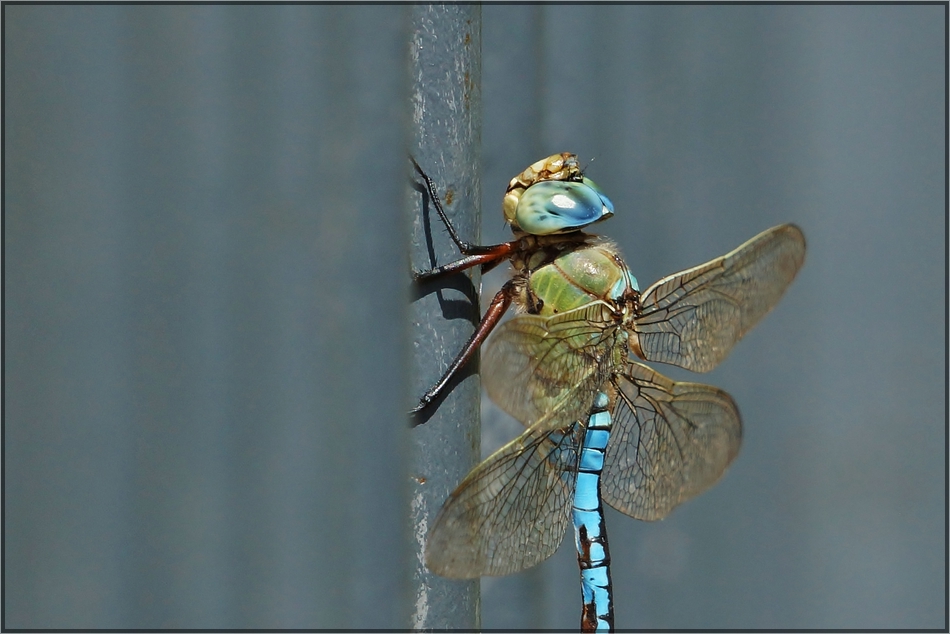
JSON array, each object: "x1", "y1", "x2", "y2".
[{"x1": 5, "y1": 5, "x2": 409, "y2": 629}]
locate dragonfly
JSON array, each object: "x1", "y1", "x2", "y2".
[{"x1": 411, "y1": 153, "x2": 806, "y2": 631}]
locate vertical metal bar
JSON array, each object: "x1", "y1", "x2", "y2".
[{"x1": 407, "y1": 4, "x2": 482, "y2": 630}]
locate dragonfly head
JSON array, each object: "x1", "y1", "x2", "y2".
[{"x1": 503, "y1": 154, "x2": 615, "y2": 236}]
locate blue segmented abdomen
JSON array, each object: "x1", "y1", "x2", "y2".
[{"x1": 573, "y1": 391, "x2": 614, "y2": 633}]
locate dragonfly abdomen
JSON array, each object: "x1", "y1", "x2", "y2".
[{"x1": 573, "y1": 391, "x2": 614, "y2": 633}]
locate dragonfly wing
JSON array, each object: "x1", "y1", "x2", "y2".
[
  {"x1": 634, "y1": 223, "x2": 805, "y2": 372},
  {"x1": 425, "y1": 425, "x2": 580, "y2": 577},
  {"x1": 482, "y1": 302, "x2": 622, "y2": 431},
  {"x1": 601, "y1": 362, "x2": 742, "y2": 521}
]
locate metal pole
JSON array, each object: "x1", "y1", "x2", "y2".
[{"x1": 407, "y1": 4, "x2": 482, "y2": 630}]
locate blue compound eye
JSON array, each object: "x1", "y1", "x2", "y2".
[{"x1": 515, "y1": 179, "x2": 614, "y2": 235}]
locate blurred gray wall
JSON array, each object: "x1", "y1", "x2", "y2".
[
  {"x1": 5, "y1": 4, "x2": 945, "y2": 630},
  {"x1": 5, "y1": 5, "x2": 410, "y2": 629}
]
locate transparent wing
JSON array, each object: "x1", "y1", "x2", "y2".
[
  {"x1": 425, "y1": 425, "x2": 581, "y2": 577},
  {"x1": 634, "y1": 223, "x2": 806, "y2": 372},
  {"x1": 601, "y1": 362, "x2": 742, "y2": 521},
  {"x1": 482, "y1": 302, "x2": 623, "y2": 431}
]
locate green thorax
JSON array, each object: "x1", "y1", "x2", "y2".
[{"x1": 524, "y1": 242, "x2": 639, "y2": 317}]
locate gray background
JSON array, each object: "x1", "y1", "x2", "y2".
[{"x1": 4, "y1": 4, "x2": 945, "y2": 630}]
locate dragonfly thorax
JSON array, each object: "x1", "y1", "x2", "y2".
[{"x1": 518, "y1": 242, "x2": 640, "y2": 318}]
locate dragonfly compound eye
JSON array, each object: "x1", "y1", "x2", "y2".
[{"x1": 514, "y1": 178, "x2": 615, "y2": 236}]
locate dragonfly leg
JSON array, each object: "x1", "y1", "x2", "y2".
[
  {"x1": 410, "y1": 155, "x2": 489, "y2": 254},
  {"x1": 413, "y1": 244, "x2": 517, "y2": 282},
  {"x1": 410, "y1": 155, "x2": 523, "y2": 283},
  {"x1": 410, "y1": 281, "x2": 515, "y2": 423}
]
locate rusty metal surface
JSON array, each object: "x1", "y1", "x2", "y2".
[{"x1": 407, "y1": 4, "x2": 482, "y2": 630}]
